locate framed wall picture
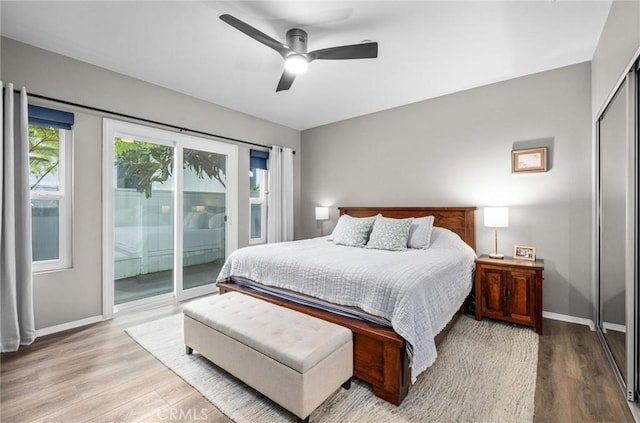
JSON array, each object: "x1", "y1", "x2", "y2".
[
  {"x1": 513, "y1": 245, "x2": 536, "y2": 261},
  {"x1": 512, "y1": 147, "x2": 548, "y2": 172}
]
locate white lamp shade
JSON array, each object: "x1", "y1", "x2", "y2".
[
  {"x1": 484, "y1": 207, "x2": 509, "y2": 228},
  {"x1": 315, "y1": 207, "x2": 329, "y2": 221}
]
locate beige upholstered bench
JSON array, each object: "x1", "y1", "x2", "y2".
[{"x1": 183, "y1": 292, "x2": 353, "y2": 423}]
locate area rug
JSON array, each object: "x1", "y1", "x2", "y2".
[{"x1": 126, "y1": 313, "x2": 538, "y2": 422}]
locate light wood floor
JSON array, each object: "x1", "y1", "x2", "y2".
[{"x1": 1, "y1": 308, "x2": 635, "y2": 422}]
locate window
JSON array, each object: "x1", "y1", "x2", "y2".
[
  {"x1": 249, "y1": 168, "x2": 267, "y2": 243},
  {"x1": 29, "y1": 105, "x2": 74, "y2": 271},
  {"x1": 249, "y1": 149, "x2": 268, "y2": 244}
]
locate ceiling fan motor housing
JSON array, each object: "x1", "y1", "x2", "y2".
[
  {"x1": 286, "y1": 28, "x2": 308, "y2": 54},
  {"x1": 219, "y1": 14, "x2": 378, "y2": 91}
]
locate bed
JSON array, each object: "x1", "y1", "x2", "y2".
[{"x1": 217, "y1": 206, "x2": 476, "y2": 405}]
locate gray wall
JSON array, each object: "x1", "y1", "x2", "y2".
[
  {"x1": 1, "y1": 37, "x2": 301, "y2": 329},
  {"x1": 592, "y1": 0, "x2": 640, "y2": 117},
  {"x1": 301, "y1": 62, "x2": 593, "y2": 319}
]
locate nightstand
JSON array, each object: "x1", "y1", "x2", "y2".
[{"x1": 474, "y1": 255, "x2": 544, "y2": 334}]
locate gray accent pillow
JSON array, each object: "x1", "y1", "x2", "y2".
[
  {"x1": 331, "y1": 214, "x2": 377, "y2": 247},
  {"x1": 366, "y1": 216, "x2": 414, "y2": 251},
  {"x1": 408, "y1": 215, "x2": 435, "y2": 249}
]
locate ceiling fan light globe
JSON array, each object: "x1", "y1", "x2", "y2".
[{"x1": 284, "y1": 55, "x2": 309, "y2": 74}]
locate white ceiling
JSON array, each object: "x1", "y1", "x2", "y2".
[{"x1": 1, "y1": 1, "x2": 612, "y2": 130}]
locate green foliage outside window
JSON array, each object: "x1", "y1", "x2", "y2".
[
  {"x1": 29, "y1": 125, "x2": 60, "y2": 190},
  {"x1": 114, "y1": 138, "x2": 226, "y2": 198}
]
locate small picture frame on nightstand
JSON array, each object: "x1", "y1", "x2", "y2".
[{"x1": 514, "y1": 245, "x2": 536, "y2": 261}]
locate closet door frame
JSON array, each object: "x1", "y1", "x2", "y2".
[{"x1": 595, "y1": 61, "x2": 638, "y2": 402}]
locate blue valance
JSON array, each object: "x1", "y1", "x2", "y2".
[
  {"x1": 250, "y1": 149, "x2": 269, "y2": 170},
  {"x1": 28, "y1": 105, "x2": 74, "y2": 130}
]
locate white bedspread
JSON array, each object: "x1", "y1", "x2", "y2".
[{"x1": 217, "y1": 227, "x2": 475, "y2": 381}]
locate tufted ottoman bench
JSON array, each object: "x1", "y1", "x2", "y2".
[{"x1": 183, "y1": 292, "x2": 353, "y2": 423}]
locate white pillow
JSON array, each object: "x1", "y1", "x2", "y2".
[
  {"x1": 429, "y1": 226, "x2": 463, "y2": 247},
  {"x1": 328, "y1": 214, "x2": 350, "y2": 241},
  {"x1": 366, "y1": 216, "x2": 414, "y2": 251},
  {"x1": 330, "y1": 214, "x2": 377, "y2": 247},
  {"x1": 407, "y1": 215, "x2": 435, "y2": 249}
]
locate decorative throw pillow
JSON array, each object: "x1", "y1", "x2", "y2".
[
  {"x1": 331, "y1": 214, "x2": 377, "y2": 247},
  {"x1": 407, "y1": 215, "x2": 435, "y2": 249},
  {"x1": 366, "y1": 216, "x2": 414, "y2": 251},
  {"x1": 329, "y1": 214, "x2": 361, "y2": 241}
]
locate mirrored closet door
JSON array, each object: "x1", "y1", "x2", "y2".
[{"x1": 596, "y1": 61, "x2": 638, "y2": 401}]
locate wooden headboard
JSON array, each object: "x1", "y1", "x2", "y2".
[{"x1": 339, "y1": 206, "x2": 477, "y2": 251}]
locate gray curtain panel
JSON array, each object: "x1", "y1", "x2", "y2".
[
  {"x1": 1, "y1": 82, "x2": 36, "y2": 352},
  {"x1": 267, "y1": 145, "x2": 294, "y2": 243}
]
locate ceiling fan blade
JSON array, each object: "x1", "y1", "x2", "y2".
[
  {"x1": 276, "y1": 71, "x2": 296, "y2": 92},
  {"x1": 220, "y1": 14, "x2": 291, "y2": 57},
  {"x1": 307, "y1": 42, "x2": 378, "y2": 61}
]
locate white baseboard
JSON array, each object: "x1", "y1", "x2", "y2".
[
  {"x1": 602, "y1": 321, "x2": 626, "y2": 334},
  {"x1": 542, "y1": 311, "x2": 595, "y2": 331},
  {"x1": 36, "y1": 315, "x2": 106, "y2": 337}
]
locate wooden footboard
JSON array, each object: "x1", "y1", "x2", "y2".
[{"x1": 217, "y1": 282, "x2": 464, "y2": 405}]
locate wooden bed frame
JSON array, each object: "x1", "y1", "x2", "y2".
[{"x1": 217, "y1": 206, "x2": 476, "y2": 406}]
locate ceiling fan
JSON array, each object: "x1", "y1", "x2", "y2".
[{"x1": 219, "y1": 14, "x2": 378, "y2": 92}]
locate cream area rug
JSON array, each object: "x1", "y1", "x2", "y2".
[{"x1": 126, "y1": 313, "x2": 538, "y2": 423}]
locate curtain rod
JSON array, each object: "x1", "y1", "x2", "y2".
[{"x1": 11, "y1": 88, "x2": 295, "y2": 154}]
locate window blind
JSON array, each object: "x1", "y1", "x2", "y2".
[
  {"x1": 250, "y1": 149, "x2": 269, "y2": 170},
  {"x1": 28, "y1": 105, "x2": 74, "y2": 130}
]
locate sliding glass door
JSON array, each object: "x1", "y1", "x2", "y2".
[
  {"x1": 113, "y1": 137, "x2": 175, "y2": 305},
  {"x1": 180, "y1": 147, "x2": 227, "y2": 291},
  {"x1": 103, "y1": 119, "x2": 237, "y2": 314}
]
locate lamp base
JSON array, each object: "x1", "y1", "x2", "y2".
[{"x1": 489, "y1": 253, "x2": 505, "y2": 259}]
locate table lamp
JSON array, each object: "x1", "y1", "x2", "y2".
[
  {"x1": 484, "y1": 207, "x2": 509, "y2": 259},
  {"x1": 315, "y1": 207, "x2": 329, "y2": 236}
]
